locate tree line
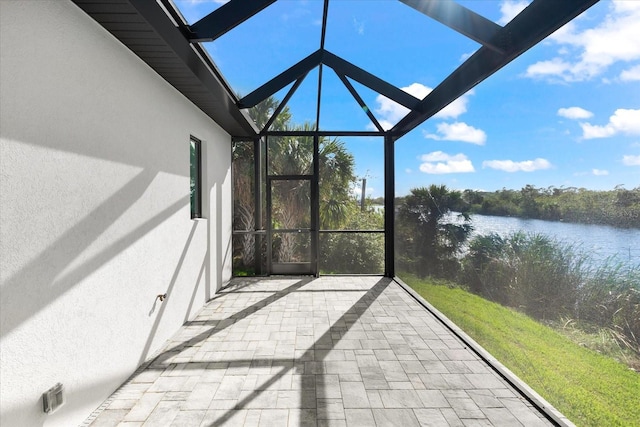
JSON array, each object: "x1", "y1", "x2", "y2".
[{"x1": 463, "y1": 185, "x2": 640, "y2": 228}]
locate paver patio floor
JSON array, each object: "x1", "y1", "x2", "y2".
[{"x1": 85, "y1": 276, "x2": 558, "y2": 426}]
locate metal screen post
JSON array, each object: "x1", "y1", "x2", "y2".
[
  {"x1": 312, "y1": 134, "x2": 320, "y2": 277},
  {"x1": 384, "y1": 133, "x2": 395, "y2": 277},
  {"x1": 254, "y1": 137, "x2": 264, "y2": 275}
]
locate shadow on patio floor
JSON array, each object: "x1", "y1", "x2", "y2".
[{"x1": 84, "y1": 276, "x2": 558, "y2": 427}]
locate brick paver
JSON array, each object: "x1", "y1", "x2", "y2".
[{"x1": 84, "y1": 277, "x2": 558, "y2": 426}]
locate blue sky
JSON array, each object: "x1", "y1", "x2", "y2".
[{"x1": 173, "y1": 0, "x2": 640, "y2": 197}]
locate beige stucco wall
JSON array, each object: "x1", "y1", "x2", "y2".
[{"x1": 0, "y1": 1, "x2": 232, "y2": 425}]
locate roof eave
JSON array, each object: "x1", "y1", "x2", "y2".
[{"x1": 72, "y1": 0, "x2": 259, "y2": 139}]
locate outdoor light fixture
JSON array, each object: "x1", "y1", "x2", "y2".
[{"x1": 42, "y1": 383, "x2": 64, "y2": 414}]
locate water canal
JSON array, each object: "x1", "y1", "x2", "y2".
[{"x1": 465, "y1": 214, "x2": 640, "y2": 266}]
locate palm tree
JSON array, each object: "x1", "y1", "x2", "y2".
[
  {"x1": 249, "y1": 96, "x2": 291, "y2": 132},
  {"x1": 233, "y1": 96, "x2": 291, "y2": 269},
  {"x1": 398, "y1": 185, "x2": 472, "y2": 278},
  {"x1": 232, "y1": 140, "x2": 257, "y2": 266},
  {"x1": 233, "y1": 98, "x2": 355, "y2": 268},
  {"x1": 268, "y1": 122, "x2": 355, "y2": 262},
  {"x1": 319, "y1": 136, "x2": 355, "y2": 229}
]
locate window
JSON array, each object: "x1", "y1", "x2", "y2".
[{"x1": 190, "y1": 136, "x2": 202, "y2": 219}]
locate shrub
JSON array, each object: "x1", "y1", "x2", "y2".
[
  {"x1": 462, "y1": 232, "x2": 584, "y2": 320},
  {"x1": 508, "y1": 233, "x2": 584, "y2": 320},
  {"x1": 320, "y1": 209, "x2": 384, "y2": 274},
  {"x1": 461, "y1": 232, "x2": 639, "y2": 354},
  {"x1": 577, "y1": 261, "x2": 640, "y2": 353},
  {"x1": 461, "y1": 233, "x2": 514, "y2": 305}
]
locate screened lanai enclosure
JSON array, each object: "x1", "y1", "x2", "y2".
[
  {"x1": 232, "y1": 134, "x2": 387, "y2": 276},
  {"x1": 31, "y1": 0, "x2": 637, "y2": 425},
  {"x1": 122, "y1": 0, "x2": 600, "y2": 277},
  {"x1": 227, "y1": 0, "x2": 597, "y2": 277}
]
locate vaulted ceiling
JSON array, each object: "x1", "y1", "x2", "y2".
[{"x1": 73, "y1": 0, "x2": 600, "y2": 140}]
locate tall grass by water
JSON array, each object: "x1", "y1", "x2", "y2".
[{"x1": 459, "y1": 232, "x2": 640, "y2": 356}]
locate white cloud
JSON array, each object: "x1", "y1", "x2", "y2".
[
  {"x1": 405, "y1": 168, "x2": 413, "y2": 174},
  {"x1": 622, "y1": 155, "x2": 640, "y2": 166},
  {"x1": 351, "y1": 184, "x2": 373, "y2": 197},
  {"x1": 525, "y1": 1, "x2": 640, "y2": 82},
  {"x1": 580, "y1": 109, "x2": 640, "y2": 139},
  {"x1": 525, "y1": 58, "x2": 572, "y2": 80},
  {"x1": 374, "y1": 83, "x2": 427, "y2": 129},
  {"x1": 580, "y1": 123, "x2": 615, "y2": 139},
  {"x1": 419, "y1": 152, "x2": 475, "y2": 174},
  {"x1": 482, "y1": 158, "x2": 552, "y2": 172},
  {"x1": 353, "y1": 18, "x2": 365, "y2": 35},
  {"x1": 374, "y1": 83, "x2": 474, "y2": 130},
  {"x1": 421, "y1": 151, "x2": 454, "y2": 162},
  {"x1": 557, "y1": 106, "x2": 593, "y2": 120},
  {"x1": 435, "y1": 93, "x2": 473, "y2": 120},
  {"x1": 498, "y1": 0, "x2": 530, "y2": 25},
  {"x1": 425, "y1": 122, "x2": 487, "y2": 145},
  {"x1": 620, "y1": 64, "x2": 640, "y2": 82},
  {"x1": 592, "y1": 169, "x2": 609, "y2": 176}
]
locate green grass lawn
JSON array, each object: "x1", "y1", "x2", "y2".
[{"x1": 403, "y1": 275, "x2": 640, "y2": 427}]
